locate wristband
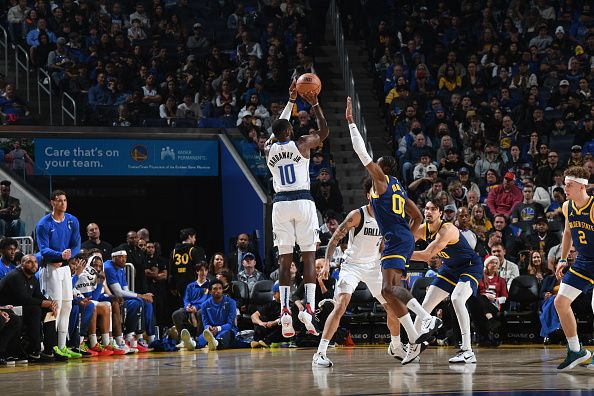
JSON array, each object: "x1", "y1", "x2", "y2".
[
  {"x1": 559, "y1": 258, "x2": 567, "y2": 264},
  {"x1": 289, "y1": 99, "x2": 296, "y2": 103},
  {"x1": 312, "y1": 103, "x2": 319, "y2": 107}
]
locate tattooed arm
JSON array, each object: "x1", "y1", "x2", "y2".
[{"x1": 324, "y1": 209, "x2": 362, "y2": 263}]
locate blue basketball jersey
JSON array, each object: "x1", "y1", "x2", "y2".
[
  {"x1": 370, "y1": 175, "x2": 411, "y2": 238},
  {"x1": 425, "y1": 221, "x2": 480, "y2": 269},
  {"x1": 567, "y1": 197, "x2": 594, "y2": 261}
]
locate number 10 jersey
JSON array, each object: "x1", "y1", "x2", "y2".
[{"x1": 267, "y1": 140, "x2": 310, "y2": 193}]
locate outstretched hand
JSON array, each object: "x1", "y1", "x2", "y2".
[
  {"x1": 289, "y1": 79, "x2": 297, "y2": 101},
  {"x1": 345, "y1": 97, "x2": 353, "y2": 123}
]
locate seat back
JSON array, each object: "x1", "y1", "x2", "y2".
[
  {"x1": 232, "y1": 280, "x2": 250, "y2": 307},
  {"x1": 507, "y1": 275, "x2": 539, "y2": 304},
  {"x1": 250, "y1": 280, "x2": 274, "y2": 306},
  {"x1": 349, "y1": 282, "x2": 374, "y2": 305}
]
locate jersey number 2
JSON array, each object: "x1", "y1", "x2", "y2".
[
  {"x1": 578, "y1": 230, "x2": 587, "y2": 244},
  {"x1": 278, "y1": 164, "x2": 296, "y2": 185},
  {"x1": 392, "y1": 194, "x2": 406, "y2": 217}
]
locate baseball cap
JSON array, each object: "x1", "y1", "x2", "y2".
[
  {"x1": 57, "y1": 37, "x2": 67, "y2": 45},
  {"x1": 536, "y1": 217, "x2": 547, "y2": 224},
  {"x1": 426, "y1": 164, "x2": 438, "y2": 173},
  {"x1": 272, "y1": 282, "x2": 280, "y2": 293},
  {"x1": 319, "y1": 167, "x2": 330, "y2": 174},
  {"x1": 444, "y1": 204, "x2": 457, "y2": 212},
  {"x1": 571, "y1": 145, "x2": 582, "y2": 151},
  {"x1": 242, "y1": 252, "x2": 255, "y2": 261},
  {"x1": 559, "y1": 80, "x2": 570, "y2": 86},
  {"x1": 193, "y1": 22, "x2": 203, "y2": 29},
  {"x1": 522, "y1": 163, "x2": 533, "y2": 170},
  {"x1": 555, "y1": 26, "x2": 565, "y2": 34},
  {"x1": 459, "y1": 167, "x2": 469, "y2": 174},
  {"x1": 504, "y1": 171, "x2": 516, "y2": 181}
]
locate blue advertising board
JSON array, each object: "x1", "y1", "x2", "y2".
[{"x1": 34, "y1": 138, "x2": 218, "y2": 176}]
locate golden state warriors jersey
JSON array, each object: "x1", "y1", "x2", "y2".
[
  {"x1": 425, "y1": 221, "x2": 480, "y2": 268},
  {"x1": 567, "y1": 197, "x2": 594, "y2": 261},
  {"x1": 370, "y1": 175, "x2": 412, "y2": 239}
]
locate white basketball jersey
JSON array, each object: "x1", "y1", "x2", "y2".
[
  {"x1": 342, "y1": 206, "x2": 382, "y2": 264},
  {"x1": 267, "y1": 140, "x2": 310, "y2": 192}
]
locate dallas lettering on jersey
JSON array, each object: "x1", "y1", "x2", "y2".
[
  {"x1": 569, "y1": 220, "x2": 594, "y2": 232},
  {"x1": 363, "y1": 227, "x2": 381, "y2": 236},
  {"x1": 267, "y1": 151, "x2": 302, "y2": 167}
]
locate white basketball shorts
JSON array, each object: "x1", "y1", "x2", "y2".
[
  {"x1": 335, "y1": 261, "x2": 386, "y2": 304},
  {"x1": 272, "y1": 199, "x2": 318, "y2": 252},
  {"x1": 39, "y1": 264, "x2": 73, "y2": 301}
]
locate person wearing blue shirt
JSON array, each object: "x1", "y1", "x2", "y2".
[
  {"x1": 0, "y1": 238, "x2": 18, "y2": 280},
  {"x1": 36, "y1": 190, "x2": 81, "y2": 359},
  {"x1": 104, "y1": 250, "x2": 155, "y2": 352},
  {"x1": 25, "y1": 19, "x2": 57, "y2": 47},
  {"x1": 180, "y1": 280, "x2": 237, "y2": 351},
  {"x1": 171, "y1": 262, "x2": 210, "y2": 341}
]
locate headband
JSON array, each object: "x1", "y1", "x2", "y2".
[
  {"x1": 565, "y1": 176, "x2": 588, "y2": 185},
  {"x1": 111, "y1": 250, "x2": 127, "y2": 258}
]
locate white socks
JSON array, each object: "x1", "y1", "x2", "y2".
[
  {"x1": 305, "y1": 283, "x2": 316, "y2": 310},
  {"x1": 390, "y1": 335, "x2": 400, "y2": 347},
  {"x1": 58, "y1": 332, "x2": 68, "y2": 349},
  {"x1": 89, "y1": 334, "x2": 98, "y2": 348},
  {"x1": 102, "y1": 333, "x2": 110, "y2": 346},
  {"x1": 399, "y1": 313, "x2": 419, "y2": 344},
  {"x1": 280, "y1": 286, "x2": 291, "y2": 313},
  {"x1": 115, "y1": 335, "x2": 124, "y2": 346},
  {"x1": 317, "y1": 339, "x2": 330, "y2": 355},
  {"x1": 407, "y1": 298, "x2": 430, "y2": 321},
  {"x1": 567, "y1": 335, "x2": 580, "y2": 352},
  {"x1": 149, "y1": 335, "x2": 156, "y2": 343}
]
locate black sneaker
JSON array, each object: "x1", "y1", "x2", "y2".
[
  {"x1": 0, "y1": 357, "x2": 15, "y2": 366},
  {"x1": 72, "y1": 347, "x2": 93, "y2": 358},
  {"x1": 39, "y1": 352, "x2": 55, "y2": 363},
  {"x1": 27, "y1": 352, "x2": 41, "y2": 362}
]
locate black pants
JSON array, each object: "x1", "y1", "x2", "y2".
[
  {"x1": 467, "y1": 295, "x2": 500, "y2": 337},
  {"x1": 254, "y1": 324, "x2": 284, "y2": 344},
  {"x1": 172, "y1": 308, "x2": 202, "y2": 338},
  {"x1": 0, "y1": 311, "x2": 22, "y2": 357},
  {"x1": 21, "y1": 305, "x2": 57, "y2": 354}
]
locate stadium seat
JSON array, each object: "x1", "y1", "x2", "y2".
[
  {"x1": 502, "y1": 275, "x2": 541, "y2": 343},
  {"x1": 233, "y1": 280, "x2": 252, "y2": 330},
  {"x1": 342, "y1": 282, "x2": 374, "y2": 325}
]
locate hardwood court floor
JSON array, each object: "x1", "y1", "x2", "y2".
[{"x1": 0, "y1": 345, "x2": 593, "y2": 395}]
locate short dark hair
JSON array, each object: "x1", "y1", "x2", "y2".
[
  {"x1": 50, "y1": 190, "x2": 67, "y2": 200},
  {"x1": 363, "y1": 177, "x2": 373, "y2": 193},
  {"x1": 179, "y1": 227, "x2": 197, "y2": 242},
  {"x1": 209, "y1": 279, "x2": 223, "y2": 290},
  {"x1": 271, "y1": 118, "x2": 291, "y2": 135},
  {"x1": 0, "y1": 237, "x2": 18, "y2": 250},
  {"x1": 0, "y1": 180, "x2": 11, "y2": 187},
  {"x1": 426, "y1": 200, "x2": 444, "y2": 213},
  {"x1": 195, "y1": 261, "x2": 208, "y2": 272}
]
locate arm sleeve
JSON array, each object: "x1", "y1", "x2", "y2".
[
  {"x1": 109, "y1": 282, "x2": 137, "y2": 298},
  {"x1": 220, "y1": 298, "x2": 237, "y2": 332},
  {"x1": 349, "y1": 123, "x2": 372, "y2": 166},
  {"x1": 279, "y1": 101, "x2": 294, "y2": 120}
]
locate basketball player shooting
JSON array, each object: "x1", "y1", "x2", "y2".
[{"x1": 265, "y1": 79, "x2": 329, "y2": 337}]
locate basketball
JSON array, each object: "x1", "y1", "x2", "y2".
[{"x1": 296, "y1": 73, "x2": 322, "y2": 96}]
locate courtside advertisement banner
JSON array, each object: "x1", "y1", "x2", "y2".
[{"x1": 35, "y1": 138, "x2": 218, "y2": 176}]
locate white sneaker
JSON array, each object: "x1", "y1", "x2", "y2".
[
  {"x1": 312, "y1": 352, "x2": 333, "y2": 367},
  {"x1": 402, "y1": 344, "x2": 422, "y2": 365},
  {"x1": 415, "y1": 316, "x2": 442, "y2": 344},
  {"x1": 203, "y1": 329, "x2": 219, "y2": 351},
  {"x1": 281, "y1": 312, "x2": 295, "y2": 338},
  {"x1": 298, "y1": 310, "x2": 319, "y2": 336},
  {"x1": 176, "y1": 342, "x2": 184, "y2": 349},
  {"x1": 449, "y1": 349, "x2": 477, "y2": 364},
  {"x1": 181, "y1": 329, "x2": 195, "y2": 351},
  {"x1": 387, "y1": 343, "x2": 407, "y2": 361}
]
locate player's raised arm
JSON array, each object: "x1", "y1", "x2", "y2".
[
  {"x1": 411, "y1": 223, "x2": 458, "y2": 262},
  {"x1": 324, "y1": 209, "x2": 361, "y2": 262},
  {"x1": 297, "y1": 91, "x2": 329, "y2": 153},
  {"x1": 265, "y1": 80, "x2": 299, "y2": 151},
  {"x1": 346, "y1": 97, "x2": 387, "y2": 194}
]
